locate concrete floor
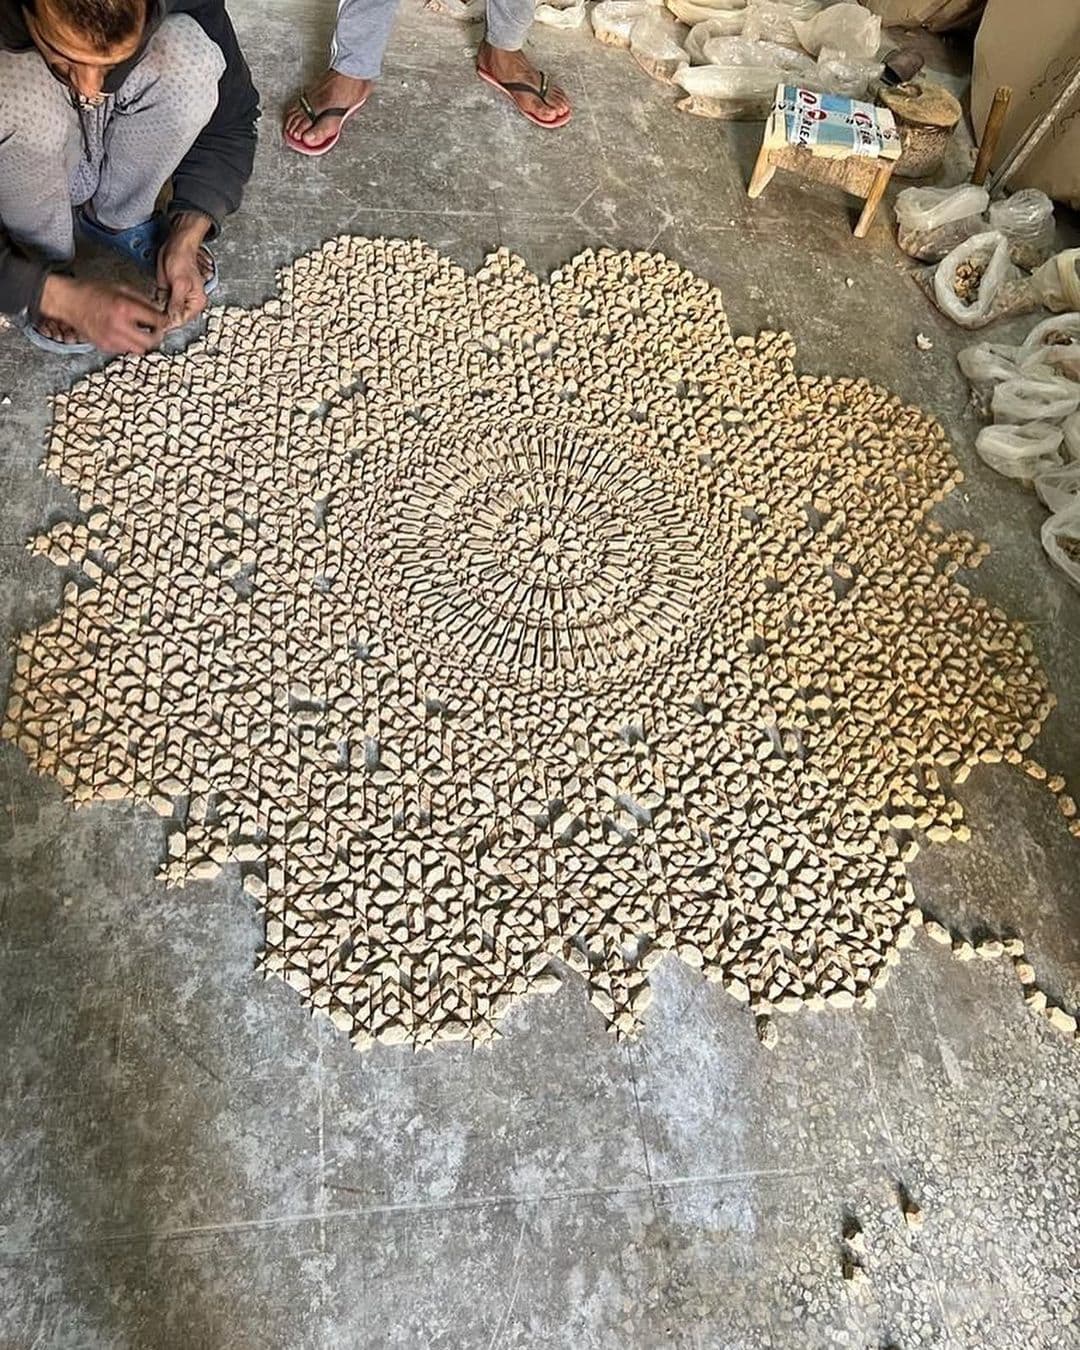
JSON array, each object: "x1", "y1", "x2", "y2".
[{"x1": 2, "y1": 6, "x2": 1079, "y2": 1348}]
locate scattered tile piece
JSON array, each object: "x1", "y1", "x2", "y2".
[
  {"x1": 903, "y1": 1199, "x2": 924, "y2": 1230},
  {"x1": 841, "y1": 1216, "x2": 865, "y2": 1254},
  {"x1": 1046, "y1": 1006, "x2": 1077, "y2": 1036},
  {"x1": 841, "y1": 1253, "x2": 868, "y2": 1284}
]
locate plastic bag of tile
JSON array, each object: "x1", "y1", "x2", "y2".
[
  {"x1": 1041, "y1": 503, "x2": 1080, "y2": 592},
  {"x1": 630, "y1": 9, "x2": 689, "y2": 81},
  {"x1": 814, "y1": 47, "x2": 882, "y2": 98},
  {"x1": 592, "y1": 0, "x2": 652, "y2": 46},
  {"x1": 675, "y1": 39, "x2": 813, "y2": 117},
  {"x1": 670, "y1": 0, "x2": 745, "y2": 29},
  {"x1": 742, "y1": 0, "x2": 821, "y2": 49},
  {"x1": 991, "y1": 374, "x2": 1080, "y2": 425},
  {"x1": 1030, "y1": 250, "x2": 1080, "y2": 315},
  {"x1": 701, "y1": 34, "x2": 815, "y2": 74},
  {"x1": 988, "y1": 190, "x2": 1056, "y2": 272},
  {"x1": 1063, "y1": 411, "x2": 1080, "y2": 461},
  {"x1": 792, "y1": 3, "x2": 879, "y2": 59},
  {"x1": 1021, "y1": 346, "x2": 1080, "y2": 384},
  {"x1": 686, "y1": 15, "x2": 744, "y2": 60},
  {"x1": 933, "y1": 232, "x2": 1017, "y2": 329},
  {"x1": 1035, "y1": 463, "x2": 1080, "y2": 514},
  {"x1": 674, "y1": 62, "x2": 787, "y2": 117},
  {"x1": 975, "y1": 422, "x2": 1064, "y2": 480},
  {"x1": 535, "y1": 0, "x2": 587, "y2": 26},
  {"x1": 898, "y1": 185, "x2": 989, "y2": 236},
  {"x1": 425, "y1": 0, "x2": 485, "y2": 19},
  {"x1": 895, "y1": 185, "x2": 988, "y2": 263},
  {"x1": 957, "y1": 341, "x2": 1022, "y2": 390},
  {"x1": 1018, "y1": 313, "x2": 1080, "y2": 374}
]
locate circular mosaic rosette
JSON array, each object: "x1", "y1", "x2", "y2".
[{"x1": 2, "y1": 238, "x2": 1064, "y2": 1050}]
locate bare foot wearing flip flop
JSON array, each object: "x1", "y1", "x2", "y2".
[
  {"x1": 477, "y1": 41, "x2": 571, "y2": 127},
  {"x1": 35, "y1": 317, "x2": 89, "y2": 347},
  {"x1": 283, "y1": 71, "x2": 373, "y2": 153},
  {"x1": 37, "y1": 276, "x2": 166, "y2": 354}
]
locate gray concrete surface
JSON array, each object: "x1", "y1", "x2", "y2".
[{"x1": 2, "y1": 6, "x2": 1079, "y2": 1348}]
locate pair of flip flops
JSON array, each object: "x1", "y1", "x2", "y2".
[
  {"x1": 284, "y1": 67, "x2": 569, "y2": 155},
  {"x1": 26, "y1": 210, "x2": 219, "y2": 355}
]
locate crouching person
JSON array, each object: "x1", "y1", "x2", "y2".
[{"x1": 0, "y1": 0, "x2": 258, "y2": 354}]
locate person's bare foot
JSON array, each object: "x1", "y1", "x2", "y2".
[
  {"x1": 35, "y1": 317, "x2": 89, "y2": 346},
  {"x1": 282, "y1": 70, "x2": 373, "y2": 149},
  {"x1": 477, "y1": 41, "x2": 570, "y2": 125}
]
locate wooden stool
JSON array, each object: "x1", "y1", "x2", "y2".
[{"x1": 748, "y1": 85, "x2": 903, "y2": 239}]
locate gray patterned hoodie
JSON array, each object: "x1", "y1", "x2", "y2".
[{"x1": 0, "y1": 0, "x2": 259, "y2": 316}]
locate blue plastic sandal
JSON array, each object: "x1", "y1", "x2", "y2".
[
  {"x1": 76, "y1": 208, "x2": 219, "y2": 296},
  {"x1": 21, "y1": 321, "x2": 95, "y2": 356}
]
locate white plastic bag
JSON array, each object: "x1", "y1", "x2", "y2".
[
  {"x1": 535, "y1": 0, "x2": 586, "y2": 25},
  {"x1": 1041, "y1": 504, "x2": 1080, "y2": 591},
  {"x1": 898, "y1": 186, "x2": 989, "y2": 235},
  {"x1": 792, "y1": 3, "x2": 879, "y2": 58},
  {"x1": 814, "y1": 48, "x2": 881, "y2": 99},
  {"x1": 895, "y1": 185, "x2": 988, "y2": 263},
  {"x1": 701, "y1": 34, "x2": 814, "y2": 72},
  {"x1": 1031, "y1": 250, "x2": 1080, "y2": 314},
  {"x1": 675, "y1": 62, "x2": 787, "y2": 117},
  {"x1": 1022, "y1": 347, "x2": 1080, "y2": 384},
  {"x1": 933, "y1": 231, "x2": 1017, "y2": 329},
  {"x1": 669, "y1": 0, "x2": 745, "y2": 28},
  {"x1": 1015, "y1": 313, "x2": 1080, "y2": 382},
  {"x1": 1035, "y1": 463, "x2": 1080, "y2": 514},
  {"x1": 976, "y1": 422, "x2": 1064, "y2": 480},
  {"x1": 958, "y1": 342, "x2": 1022, "y2": 416},
  {"x1": 991, "y1": 374, "x2": 1080, "y2": 425},
  {"x1": 742, "y1": 0, "x2": 821, "y2": 48},
  {"x1": 592, "y1": 0, "x2": 652, "y2": 46},
  {"x1": 988, "y1": 189, "x2": 1056, "y2": 272},
  {"x1": 631, "y1": 10, "x2": 689, "y2": 80},
  {"x1": 535, "y1": 0, "x2": 586, "y2": 24},
  {"x1": 1019, "y1": 313, "x2": 1080, "y2": 360},
  {"x1": 676, "y1": 34, "x2": 813, "y2": 115},
  {"x1": 686, "y1": 15, "x2": 745, "y2": 60},
  {"x1": 957, "y1": 342, "x2": 1022, "y2": 389},
  {"x1": 1063, "y1": 411, "x2": 1080, "y2": 462},
  {"x1": 425, "y1": 0, "x2": 485, "y2": 20}
]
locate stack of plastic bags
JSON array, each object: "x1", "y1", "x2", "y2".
[
  {"x1": 674, "y1": 35, "x2": 816, "y2": 116},
  {"x1": 672, "y1": 0, "x2": 882, "y2": 115},
  {"x1": 959, "y1": 313, "x2": 1080, "y2": 591},
  {"x1": 586, "y1": 0, "x2": 884, "y2": 114},
  {"x1": 895, "y1": 184, "x2": 1078, "y2": 331}
]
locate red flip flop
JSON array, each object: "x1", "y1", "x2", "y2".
[
  {"x1": 476, "y1": 67, "x2": 572, "y2": 129},
  {"x1": 283, "y1": 89, "x2": 370, "y2": 157}
]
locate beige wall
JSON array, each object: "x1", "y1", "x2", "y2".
[
  {"x1": 972, "y1": 0, "x2": 1080, "y2": 206},
  {"x1": 861, "y1": 0, "x2": 984, "y2": 30}
]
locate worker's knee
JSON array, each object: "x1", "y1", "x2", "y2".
[
  {"x1": 120, "y1": 14, "x2": 226, "y2": 131},
  {"x1": 0, "y1": 49, "x2": 77, "y2": 160}
]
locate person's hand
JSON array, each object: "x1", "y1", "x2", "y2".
[
  {"x1": 157, "y1": 211, "x2": 214, "y2": 330},
  {"x1": 38, "y1": 274, "x2": 166, "y2": 354}
]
